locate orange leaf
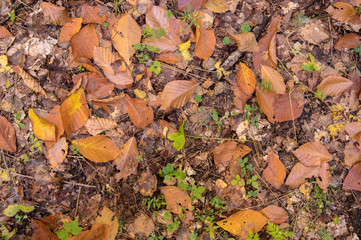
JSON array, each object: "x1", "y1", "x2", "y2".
[
  {"x1": 113, "y1": 137, "x2": 139, "y2": 180},
  {"x1": 125, "y1": 96, "x2": 154, "y2": 129},
  {"x1": 12, "y1": 66, "x2": 47, "y2": 97},
  {"x1": 316, "y1": 162, "x2": 331, "y2": 191},
  {"x1": 84, "y1": 117, "x2": 118, "y2": 136},
  {"x1": 232, "y1": 32, "x2": 259, "y2": 52},
  {"x1": 60, "y1": 88, "x2": 90, "y2": 135},
  {"x1": 29, "y1": 109, "x2": 56, "y2": 142},
  {"x1": 317, "y1": 75, "x2": 353, "y2": 96},
  {"x1": 0, "y1": 26, "x2": 13, "y2": 38},
  {"x1": 285, "y1": 162, "x2": 319, "y2": 186},
  {"x1": 112, "y1": 13, "x2": 142, "y2": 66},
  {"x1": 343, "y1": 162, "x2": 361, "y2": 191},
  {"x1": 261, "y1": 65, "x2": 286, "y2": 94},
  {"x1": 256, "y1": 84, "x2": 276, "y2": 123},
  {"x1": 69, "y1": 223, "x2": 112, "y2": 240},
  {"x1": 94, "y1": 207, "x2": 119, "y2": 240},
  {"x1": 74, "y1": 72, "x2": 115, "y2": 98},
  {"x1": 292, "y1": 142, "x2": 332, "y2": 167},
  {"x1": 80, "y1": 4, "x2": 107, "y2": 24},
  {"x1": 260, "y1": 205, "x2": 289, "y2": 224},
  {"x1": 47, "y1": 137, "x2": 68, "y2": 168},
  {"x1": 45, "y1": 105, "x2": 64, "y2": 143},
  {"x1": 72, "y1": 136, "x2": 121, "y2": 163},
  {"x1": 59, "y1": 18, "x2": 83, "y2": 43},
  {"x1": 31, "y1": 219, "x2": 59, "y2": 240},
  {"x1": 178, "y1": 0, "x2": 206, "y2": 11},
  {"x1": 236, "y1": 62, "x2": 256, "y2": 96},
  {"x1": 156, "y1": 52, "x2": 183, "y2": 64},
  {"x1": 146, "y1": 5, "x2": 171, "y2": 31},
  {"x1": 326, "y1": 2, "x2": 356, "y2": 22},
  {"x1": 335, "y1": 33, "x2": 360, "y2": 49},
  {"x1": 344, "y1": 141, "x2": 361, "y2": 166},
  {"x1": 71, "y1": 23, "x2": 99, "y2": 59},
  {"x1": 93, "y1": 46, "x2": 133, "y2": 89},
  {"x1": 0, "y1": 116, "x2": 17, "y2": 152},
  {"x1": 161, "y1": 186, "x2": 192, "y2": 214},
  {"x1": 160, "y1": 80, "x2": 198, "y2": 110},
  {"x1": 213, "y1": 141, "x2": 251, "y2": 168},
  {"x1": 40, "y1": 2, "x2": 71, "y2": 25},
  {"x1": 262, "y1": 151, "x2": 286, "y2": 189},
  {"x1": 195, "y1": 12, "x2": 216, "y2": 61},
  {"x1": 274, "y1": 87, "x2": 304, "y2": 123},
  {"x1": 217, "y1": 209, "x2": 268, "y2": 238}
]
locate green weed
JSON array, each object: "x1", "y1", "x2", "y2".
[
  {"x1": 267, "y1": 222, "x2": 292, "y2": 240},
  {"x1": 195, "y1": 95, "x2": 203, "y2": 103},
  {"x1": 179, "y1": 5, "x2": 201, "y2": 30},
  {"x1": 29, "y1": 135, "x2": 42, "y2": 153},
  {"x1": 149, "y1": 60, "x2": 161, "y2": 75},
  {"x1": 231, "y1": 174, "x2": 243, "y2": 186},
  {"x1": 237, "y1": 157, "x2": 253, "y2": 176},
  {"x1": 243, "y1": 104, "x2": 262, "y2": 127},
  {"x1": 292, "y1": 12, "x2": 312, "y2": 25},
  {"x1": 314, "y1": 89, "x2": 326, "y2": 100},
  {"x1": 167, "y1": 119, "x2": 186, "y2": 151},
  {"x1": 246, "y1": 229, "x2": 260, "y2": 240},
  {"x1": 212, "y1": 110, "x2": 229, "y2": 132},
  {"x1": 55, "y1": 219, "x2": 82, "y2": 240},
  {"x1": 13, "y1": 111, "x2": 25, "y2": 129},
  {"x1": 302, "y1": 53, "x2": 322, "y2": 72},
  {"x1": 8, "y1": 9, "x2": 15, "y2": 22},
  {"x1": 258, "y1": 78, "x2": 274, "y2": 93},
  {"x1": 178, "y1": 182, "x2": 205, "y2": 201},
  {"x1": 142, "y1": 196, "x2": 167, "y2": 210},
  {"x1": 222, "y1": 37, "x2": 230, "y2": 45},
  {"x1": 148, "y1": 233, "x2": 164, "y2": 240},
  {"x1": 160, "y1": 163, "x2": 186, "y2": 181},
  {"x1": 241, "y1": 24, "x2": 251, "y2": 33}
]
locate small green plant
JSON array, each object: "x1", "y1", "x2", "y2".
[
  {"x1": 312, "y1": 185, "x2": 330, "y2": 215},
  {"x1": 353, "y1": 42, "x2": 361, "y2": 56},
  {"x1": 160, "y1": 163, "x2": 186, "y2": 181},
  {"x1": 113, "y1": 0, "x2": 124, "y2": 15},
  {"x1": 204, "y1": 220, "x2": 219, "y2": 239},
  {"x1": 142, "y1": 27, "x2": 167, "y2": 39},
  {"x1": 167, "y1": 217, "x2": 181, "y2": 233},
  {"x1": 179, "y1": 5, "x2": 201, "y2": 30},
  {"x1": 258, "y1": 78, "x2": 275, "y2": 93},
  {"x1": 212, "y1": 110, "x2": 229, "y2": 132},
  {"x1": 247, "y1": 190, "x2": 258, "y2": 198},
  {"x1": 3, "y1": 204, "x2": 34, "y2": 217},
  {"x1": 148, "y1": 233, "x2": 164, "y2": 240},
  {"x1": 267, "y1": 222, "x2": 292, "y2": 240},
  {"x1": 314, "y1": 89, "x2": 327, "y2": 100},
  {"x1": 8, "y1": 9, "x2": 15, "y2": 22},
  {"x1": 209, "y1": 197, "x2": 226, "y2": 213},
  {"x1": 13, "y1": 111, "x2": 25, "y2": 129},
  {"x1": 167, "y1": 119, "x2": 186, "y2": 151},
  {"x1": 237, "y1": 157, "x2": 253, "y2": 176},
  {"x1": 142, "y1": 196, "x2": 167, "y2": 210},
  {"x1": 149, "y1": 60, "x2": 161, "y2": 74},
  {"x1": 302, "y1": 53, "x2": 322, "y2": 72},
  {"x1": 316, "y1": 226, "x2": 333, "y2": 240},
  {"x1": 241, "y1": 24, "x2": 251, "y2": 33},
  {"x1": 136, "y1": 156, "x2": 144, "y2": 162},
  {"x1": 15, "y1": 214, "x2": 23, "y2": 224},
  {"x1": 77, "y1": 65, "x2": 85, "y2": 72},
  {"x1": 333, "y1": 216, "x2": 340, "y2": 224},
  {"x1": 231, "y1": 174, "x2": 243, "y2": 186},
  {"x1": 1, "y1": 220, "x2": 16, "y2": 240},
  {"x1": 355, "y1": 6, "x2": 361, "y2": 15},
  {"x1": 166, "y1": 9, "x2": 173, "y2": 20},
  {"x1": 178, "y1": 182, "x2": 205, "y2": 201},
  {"x1": 189, "y1": 232, "x2": 199, "y2": 240},
  {"x1": 19, "y1": 154, "x2": 30, "y2": 164},
  {"x1": 246, "y1": 175, "x2": 259, "y2": 189},
  {"x1": 133, "y1": 43, "x2": 160, "y2": 64},
  {"x1": 243, "y1": 104, "x2": 262, "y2": 127},
  {"x1": 69, "y1": 144, "x2": 80, "y2": 155},
  {"x1": 29, "y1": 135, "x2": 42, "y2": 153},
  {"x1": 102, "y1": 22, "x2": 108, "y2": 28},
  {"x1": 246, "y1": 229, "x2": 260, "y2": 240},
  {"x1": 55, "y1": 219, "x2": 82, "y2": 240},
  {"x1": 195, "y1": 95, "x2": 203, "y2": 103},
  {"x1": 222, "y1": 36, "x2": 231, "y2": 45}
]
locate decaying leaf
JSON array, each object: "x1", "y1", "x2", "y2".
[
  {"x1": 71, "y1": 23, "x2": 99, "y2": 59},
  {"x1": 41, "y1": 2, "x2": 71, "y2": 25},
  {"x1": 236, "y1": 62, "x2": 256, "y2": 96},
  {"x1": 195, "y1": 12, "x2": 216, "y2": 61},
  {"x1": 326, "y1": 2, "x2": 357, "y2": 22},
  {"x1": 59, "y1": 18, "x2": 83, "y2": 43},
  {"x1": 285, "y1": 162, "x2": 319, "y2": 186},
  {"x1": 113, "y1": 137, "x2": 139, "y2": 180},
  {"x1": 317, "y1": 75, "x2": 353, "y2": 96},
  {"x1": 160, "y1": 80, "x2": 198, "y2": 110},
  {"x1": 125, "y1": 96, "x2": 154, "y2": 129},
  {"x1": 0, "y1": 116, "x2": 17, "y2": 152},
  {"x1": 344, "y1": 141, "x2": 361, "y2": 166},
  {"x1": 73, "y1": 72, "x2": 115, "y2": 98},
  {"x1": 335, "y1": 33, "x2": 361, "y2": 49},
  {"x1": 178, "y1": 0, "x2": 206, "y2": 11},
  {"x1": 60, "y1": 88, "x2": 90, "y2": 135},
  {"x1": 213, "y1": 141, "x2": 251, "y2": 168},
  {"x1": 138, "y1": 170, "x2": 158, "y2": 196},
  {"x1": 70, "y1": 224, "x2": 112, "y2": 240},
  {"x1": 94, "y1": 207, "x2": 119, "y2": 240},
  {"x1": 161, "y1": 186, "x2": 192, "y2": 214},
  {"x1": 262, "y1": 151, "x2": 286, "y2": 189},
  {"x1": 80, "y1": 4, "x2": 107, "y2": 24},
  {"x1": 47, "y1": 137, "x2": 68, "y2": 168},
  {"x1": 204, "y1": 0, "x2": 241, "y2": 13},
  {"x1": 29, "y1": 109, "x2": 56, "y2": 142},
  {"x1": 256, "y1": 84, "x2": 277, "y2": 123},
  {"x1": 72, "y1": 136, "x2": 121, "y2": 163},
  {"x1": 12, "y1": 65, "x2": 47, "y2": 97},
  {"x1": 0, "y1": 26, "x2": 13, "y2": 38},
  {"x1": 84, "y1": 117, "x2": 118, "y2": 136},
  {"x1": 316, "y1": 162, "x2": 331, "y2": 191},
  {"x1": 232, "y1": 32, "x2": 259, "y2": 52},
  {"x1": 274, "y1": 87, "x2": 304, "y2": 123},
  {"x1": 31, "y1": 219, "x2": 59, "y2": 240},
  {"x1": 260, "y1": 205, "x2": 289, "y2": 224},
  {"x1": 292, "y1": 142, "x2": 332, "y2": 167},
  {"x1": 217, "y1": 209, "x2": 268, "y2": 238},
  {"x1": 261, "y1": 65, "x2": 286, "y2": 94},
  {"x1": 343, "y1": 162, "x2": 361, "y2": 191},
  {"x1": 345, "y1": 122, "x2": 361, "y2": 139}
]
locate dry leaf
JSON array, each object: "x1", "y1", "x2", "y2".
[
  {"x1": 71, "y1": 24, "x2": 99, "y2": 59},
  {"x1": 217, "y1": 209, "x2": 268, "y2": 238},
  {"x1": 317, "y1": 75, "x2": 353, "y2": 96},
  {"x1": 205, "y1": 0, "x2": 241, "y2": 13},
  {"x1": 31, "y1": 219, "x2": 59, "y2": 240},
  {"x1": 195, "y1": 12, "x2": 216, "y2": 61},
  {"x1": 47, "y1": 137, "x2": 68, "y2": 168},
  {"x1": 160, "y1": 80, "x2": 198, "y2": 110},
  {"x1": 343, "y1": 162, "x2": 361, "y2": 191},
  {"x1": 12, "y1": 65, "x2": 47, "y2": 97},
  {"x1": 347, "y1": 69, "x2": 361, "y2": 96},
  {"x1": 156, "y1": 52, "x2": 183, "y2": 64},
  {"x1": 344, "y1": 122, "x2": 361, "y2": 140},
  {"x1": 41, "y1": 2, "x2": 71, "y2": 25},
  {"x1": 0, "y1": 26, "x2": 13, "y2": 38},
  {"x1": 72, "y1": 136, "x2": 121, "y2": 163},
  {"x1": 73, "y1": 72, "x2": 115, "y2": 98},
  {"x1": 236, "y1": 62, "x2": 256, "y2": 96},
  {"x1": 326, "y1": 2, "x2": 357, "y2": 22},
  {"x1": 261, "y1": 65, "x2": 286, "y2": 94},
  {"x1": 335, "y1": 33, "x2": 360, "y2": 49},
  {"x1": 161, "y1": 186, "x2": 192, "y2": 214},
  {"x1": 260, "y1": 205, "x2": 289, "y2": 224},
  {"x1": 292, "y1": 142, "x2": 332, "y2": 167},
  {"x1": 256, "y1": 84, "x2": 277, "y2": 123},
  {"x1": 213, "y1": 141, "x2": 251, "y2": 168},
  {"x1": 59, "y1": 18, "x2": 83, "y2": 43},
  {"x1": 316, "y1": 162, "x2": 331, "y2": 191},
  {"x1": 0, "y1": 116, "x2": 17, "y2": 152},
  {"x1": 113, "y1": 137, "x2": 139, "y2": 180},
  {"x1": 344, "y1": 141, "x2": 361, "y2": 166},
  {"x1": 112, "y1": 13, "x2": 142, "y2": 66},
  {"x1": 125, "y1": 96, "x2": 154, "y2": 129},
  {"x1": 262, "y1": 151, "x2": 286, "y2": 189},
  {"x1": 60, "y1": 88, "x2": 90, "y2": 135},
  {"x1": 69, "y1": 224, "x2": 112, "y2": 240},
  {"x1": 232, "y1": 32, "x2": 259, "y2": 52},
  {"x1": 94, "y1": 207, "x2": 119, "y2": 240},
  {"x1": 84, "y1": 117, "x2": 118, "y2": 136},
  {"x1": 178, "y1": 0, "x2": 206, "y2": 11},
  {"x1": 285, "y1": 162, "x2": 319, "y2": 186},
  {"x1": 274, "y1": 87, "x2": 304, "y2": 123},
  {"x1": 80, "y1": 4, "x2": 107, "y2": 24},
  {"x1": 45, "y1": 105, "x2": 64, "y2": 144},
  {"x1": 29, "y1": 109, "x2": 56, "y2": 142},
  {"x1": 138, "y1": 170, "x2": 158, "y2": 196}
]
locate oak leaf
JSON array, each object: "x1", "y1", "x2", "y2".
[
  {"x1": 232, "y1": 32, "x2": 259, "y2": 52},
  {"x1": 125, "y1": 96, "x2": 154, "y2": 129},
  {"x1": 160, "y1": 80, "x2": 198, "y2": 110},
  {"x1": 113, "y1": 137, "x2": 139, "y2": 180},
  {"x1": 0, "y1": 116, "x2": 16, "y2": 152},
  {"x1": 194, "y1": 12, "x2": 216, "y2": 61},
  {"x1": 343, "y1": 162, "x2": 361, "y2": 191},
  {"x1": 292, "y1": 142, "x2": 332, "y2": 167},
  {"x1": 260, "y1": 205, "x2": 289, "y2": 224},
  {"x1": 29, "y1": 109, "x2": 56, "y2": 142},
  {"x1": 59, "y1": 18, "x2": 83, "y2": 43},
  {"x1": 262, "y1": 151, "x2": 286, "y2": 189},
  {"x1": 236, "y1": 62, "x2": 256, "y2": 96},
  {"x1": 41, "y1": 2, "x2": 71, "y2": 25},
  {"x1": 71, "y1": 24, "x2": 99, "y2": 59},
  {"x1": 317, "y1": 75, "x2": 353, "y2": 96},
  {"x1": 47, "y1": 137, "x2": 68, "y2": 168},
  {"x1": 261, "y1": 65, "x2": 286, "y2": 94},
  {"x1": 161, "y1": 186, "x2": 192, "y2": 214}
]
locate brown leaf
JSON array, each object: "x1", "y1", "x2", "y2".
[
  {"x1": 274, "y1": 87, "x2": 304, "y2": 122},
  {"x1": 72, "y1": 136, "x2": 121, "y2": 163},
  {"x1": 156, "y1": 52, "x2": 183, "y2": 64},
  {"x1": 60, "y1": 88, "x2": 90, "y2": 135},
  {"x1": 59, "y1": 18, "x2": 83, "y2": 43},
  {"x1": 345, "y1": 122, "x2": 361, "y2": 140},
  {"x1": 161, "y1": 186, "x2": 192, "y2": 214},
  {"x1": 213, "y1": 141, "x2": 251, "y2": 168},
  {"x1": 326, "y1": 2, "x2": 356, "y2": 22},
  {"x1": 90, "y1": 95, "x2": 127, "y2": 114},
  {"x1": 347, "y1": 69, "x2": 361, "y2": 96},
  {"x1": 236, "y1": 62, "x2": 256, "y2": 96},
  {"x1": 12, "y1": 65, "x2": 47, "y2": 97},
  {"x1": 261, "y1": 65, "x2": 286, "y2": 94},
  {"x1": 80, "y1": 4, "x2": 107, "y2": 24},
  {"x1": 73, "y1": 72, "x2": 115, "y2": 98},
  {"x1": 69, "y1": 224, "x2": 112, "y2": 240},
  {"x1": 262, "y1": 151, "x2": 286, "y2": 189},
  {"x1": 125, "y1": 96, "x2": 154, "y2": 129},
  {"x1": 292, "y1": 142, "x2": 332, "y2": 167},
  {"x1": 343, "y1": 162, "x2": 361, "y2": 191},
  {"x1": 0, "y1": 116, "x2": 17, "y2": 152},
  {"x1": 84, "y1": 117, "x2": 118, "y2": 136},
  {"x1": 335, "y1": 33, "x2": 360, "y2": 49},
  {"x1": 146, "y1": 5, "x2": 171, "y2": 33},
  {"x1": 71, "y1": 24, "x2": 99, "y2": 59},
  {"x1": 256, "y1": 84, "x2": 276, "y2": 123},
  {"x1": 260, "y1": 205, "x2": 289, "y2": 224},
  {"x1": 317, "y1": 75, "x2": 353, "y2": 96},
  {"x1": 113, "y1": 137, "x2": 139, "y2": 180},
  {"x1": 178, "y1": 0, "x2": 206, "y2": 11},
  {"x1": 285, "y1": 162, "x2": 319, "y2": 186},
  {"x1": 41, "y1": 2, "x2": 71, "y2": 25},
  {"x1": 93, "y1": 46, "x2": 133, "y2": 89},
  {"x1": 112, "y1": 13, "x2": 142, "y2": 65},
  {"x1": 138, "y1": 170, "x2": 158, "y2": 196},
  {"x1": 316, "y1": 162, "x2": 331, "y2": 191},
  {"x1": 94, "y1": 207, "x2": 119, "y2": 240},
  {"x1": 160, "y1": 80, "x2": 198, "y2": 110},
  {"x1": 45, "y1": 105, "x2": 64, "y2": 146},
  {"x1": 234, "y1": 85, "x2": 252, "y2": 113},
  {"x1": 31, "y1": 219, "x2": 59, "y2": 240},
  {"x1": 204, "y1": 0, "x2": 241, "y2": 13},
  {"x1": 195, "y1": 12, "x2": 216, "y2": 61},
  {"x1": 0, "y1": 26, "x2": 13, "y2": 38},
  {"x1": 47, "y1": 137, "x2": 68, "y2": 168},
  {"x1": 344, "y1": 141, "x2": 361, "y2": 166},
  {"x1": 232, "y1": 32, "x2": 259, "y2": 52}
]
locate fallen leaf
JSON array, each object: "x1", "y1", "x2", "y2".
[
  {"x1": 261, "y1": 65, "x2": 286, "y2": 94},
  {"x1": 274, "y1": 87, "x2": 304, "y2": 122},
  {"x1": 213, "y1": 141, "x2": 251, "y2": 168},
  {"x1": 195, "y1": 12, "x2": 216, "y2": 61},
  {"x1": 217, "y1": 209, "x2": 268, "y2": 238},
  {"x1": 94, "y1": 207, "x2": 119, "y2": 240},
  {"x1": 343, "y1": 162, "x2": 361, "y2": 191},
  {"x1": 125, "y1": 95, "x2": 154, "y2": 129},
  {"x1": 326, "y1": 2, "x2": 357, "y2": 22},
  {"x1": 0, "y1": 26, "x2": 13, "y2": 38},
  {"x1": 72, "y1": 136, "x2": 121, "y2": 163},
  {"x1": 344, "y1": 122, "x2": 361, "y2": 140},
  {"x1": 292, "y1": 142, "x2": 332, "y2": 167},
  {"x1": 156, "y1": 52, "x2": 183, "y2": 64},
  {"x1": 60, "y1": 88, "x2": 90, "y2": 135},
  {"x1": 113, "y1": 137, "x2": 139, "y2": 180},
  {"x1": 112, "y1": 13, "x2": 142, "y2": 66},
  {"x1": 204, "y1": 0, "x2": 241, "y2": 13},
  {"x1": 84, "y1": 117, "x2": 118, "y2": 136},
  {"x1": 178, "y1": 0, "x2": 206, "y2": 11},
  {"x1": 160, "y1": 80, "x2": 198, "y2": 110},
  {"x1": 138, "y1": 170, "x2": 158, "y2": 196},
  {"x1": 69, "y1": 224, "x2": 112, "y2": 240},
  {"x1": 41, "y1": 2, "x2": 71, "y2": 25},
  {"x1": 260, "y1": 205, "x2": 289, "y2": 224},
  {"x1": 236, "y1": 62, "x2": 256, "y2": 96},
  {"x1": 31, "y1": 219, "x2": 59, "y2": 240},
  {"x1": 256, "y1": 84, "x2": 277, "y2": 123},
  {"x1": 161, "y1": 186, "x2": 192, "y2": 214},
  {"x1": 59, "y1": 18, "x2": 83, "y2": 43},
  {"x1": 45, "y1": 105, "x2": 64, "y2": 144},
  {"x1": 347, "y1": 69, "x2": 361, "y2": 96},
  {"x1": 317, "y1": 75, "x2": 353, "y2": 96},
  {"x1": 12, "y1": 65, "x2": 47, "y2": 97},
  {"x1": 316, "y1": 162, "x2": 331, "y2": 191},
  {"x1": 71, "y1": 23, "x2": 99, "y2": 59},
  {"x1": 47, "y1": 137, "x2": 68, "y2": 168},
  {"x1": 285, "y1": 162, "x2": 319, "y2": 186},
  {"x1": 73, "y1": 72, "x2": 115, "y2": 98},
  {"x1": 335, "y1": 33, "x2": 361, "y2": 49},
  {"x1": 29, "y1": 109, "x2": 56, "y2": 142},
  {"x1": 344, "y1": 141, "x2": 361, "y2": 166},
  {"x1": 262, "y1": 151, "x2": 286, "y2": 189},
  {"x1": 232, "y1": 32, "x2": 259, "y2": 52},
  {"x1": 80, "y1": 4, "x2": 107, "y2": 24},
  {"x1": 126, "y1": 212, "x2": 155, "y2": 239},
  {"x1": 0, "y1": 116, "x2": 17, "y2": 152}
]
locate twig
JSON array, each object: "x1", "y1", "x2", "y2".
[
  {"x1": 1, "y1": 149, "x2": 16, "y2": 187},
  {"x1": 186, "y1": 135, "x2": 253, "y2": 143},
  {"x1": 73, "y1": 187, "x2": 82, "y2": 218}
]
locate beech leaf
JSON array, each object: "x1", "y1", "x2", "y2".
[
  {"x1": 178, "y1": 0, "x2": 206, "y2": 11},
  {"x1": 125, "y1": 96, "x2": 154, "y2": 129},
  {"x1": 160, "y1": 80, "x2": 198, "y2": 110},
  {"x1": 84, "y1": 117, "x2": 118, "y2": 136},
  {"x1": 317, "y1": 75, "x2": 353, "y2": 96},
  {"x1": 236, "y1": 62, "x2": 256, "y2": 96},
  {"x1": 345, "y1": 122, "x2": 361, "y2": 140},
  {"x1": 80, "y1": 4, "x2": 107, "y2": 24},
  {"x1": 213, "y1": 141, "x2": 251, "y2": 168},
  {"x1": 47, "y1": 137, "x2": 68, "y2": 168},
  {"x1": 274, "y1": 87, "x2": 304, "y2": 123},
  {"x1": 343, "y1": 162, "x2": 361, "y2": 191},
  {"x1": 256, "y1": 84, "x2": 276, "y2": 123},
  {"x1": 285, "y1": 162, "x2": 319, "y2": 186},
  {"x1": 29, "y1": 109, "x2": 56, "y2": 142},
  {"x1": 260, "y1": 205, "x2": 289, "y2": 224},
  {"x1": 262, "y1": 151, "x2": 286, "y2": 189},
  {"x1": 113, "y1": 137, "x2": 139, "y2": 181},
  {"x1": 292, "y1": 142, "x2": 332, "y2": 167},
  {"x1": 59, "y1": 18, "x2": 83, "y2": 43},
  {"x1": 335, "y1": 33, "x2": 361, "y2": 49},
  {"x1": 232, "y1": 32, "x2": 259, "y2": 52},
  {"x1": 161, "y1": 186, "x2": 192, "y2": 214},
  {"x1": 71, "y1": 23, "x2": 99, "y2": 59},
  {"x1": 0, "y1": 116, "x2": 17, "y2": 152},
  {"x1": 0, "y1": 26, "x2": 13, "y2": 38},
  {"x1": 261, "y1": 65, "x2": 286, "y2": 94},
  {"x1": 326, "y1": 2, "x2": 356, "y2": 22},
  {"x1": 195, "y1": 12, "x2": 216, "y2": 61},
  {"x1": 12, "y1": 66, "x2": 47, "y2": 97},
  {"x1": 41, "y1": 2, "x2": 71, "y2": 26}
]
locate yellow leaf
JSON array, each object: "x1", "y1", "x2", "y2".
[
  {"x1": 0, "y1": 55, "x2": 13, "y2": 73},
  {"x1": 29, "y1": 109, "x2": 56, "y2": 142},
  {"x1": 179, "y1": 40, "x2": 192, "y2": 61},
  {"x1": 134, "y1": 89, "x2": 147, "y2": 100}
]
